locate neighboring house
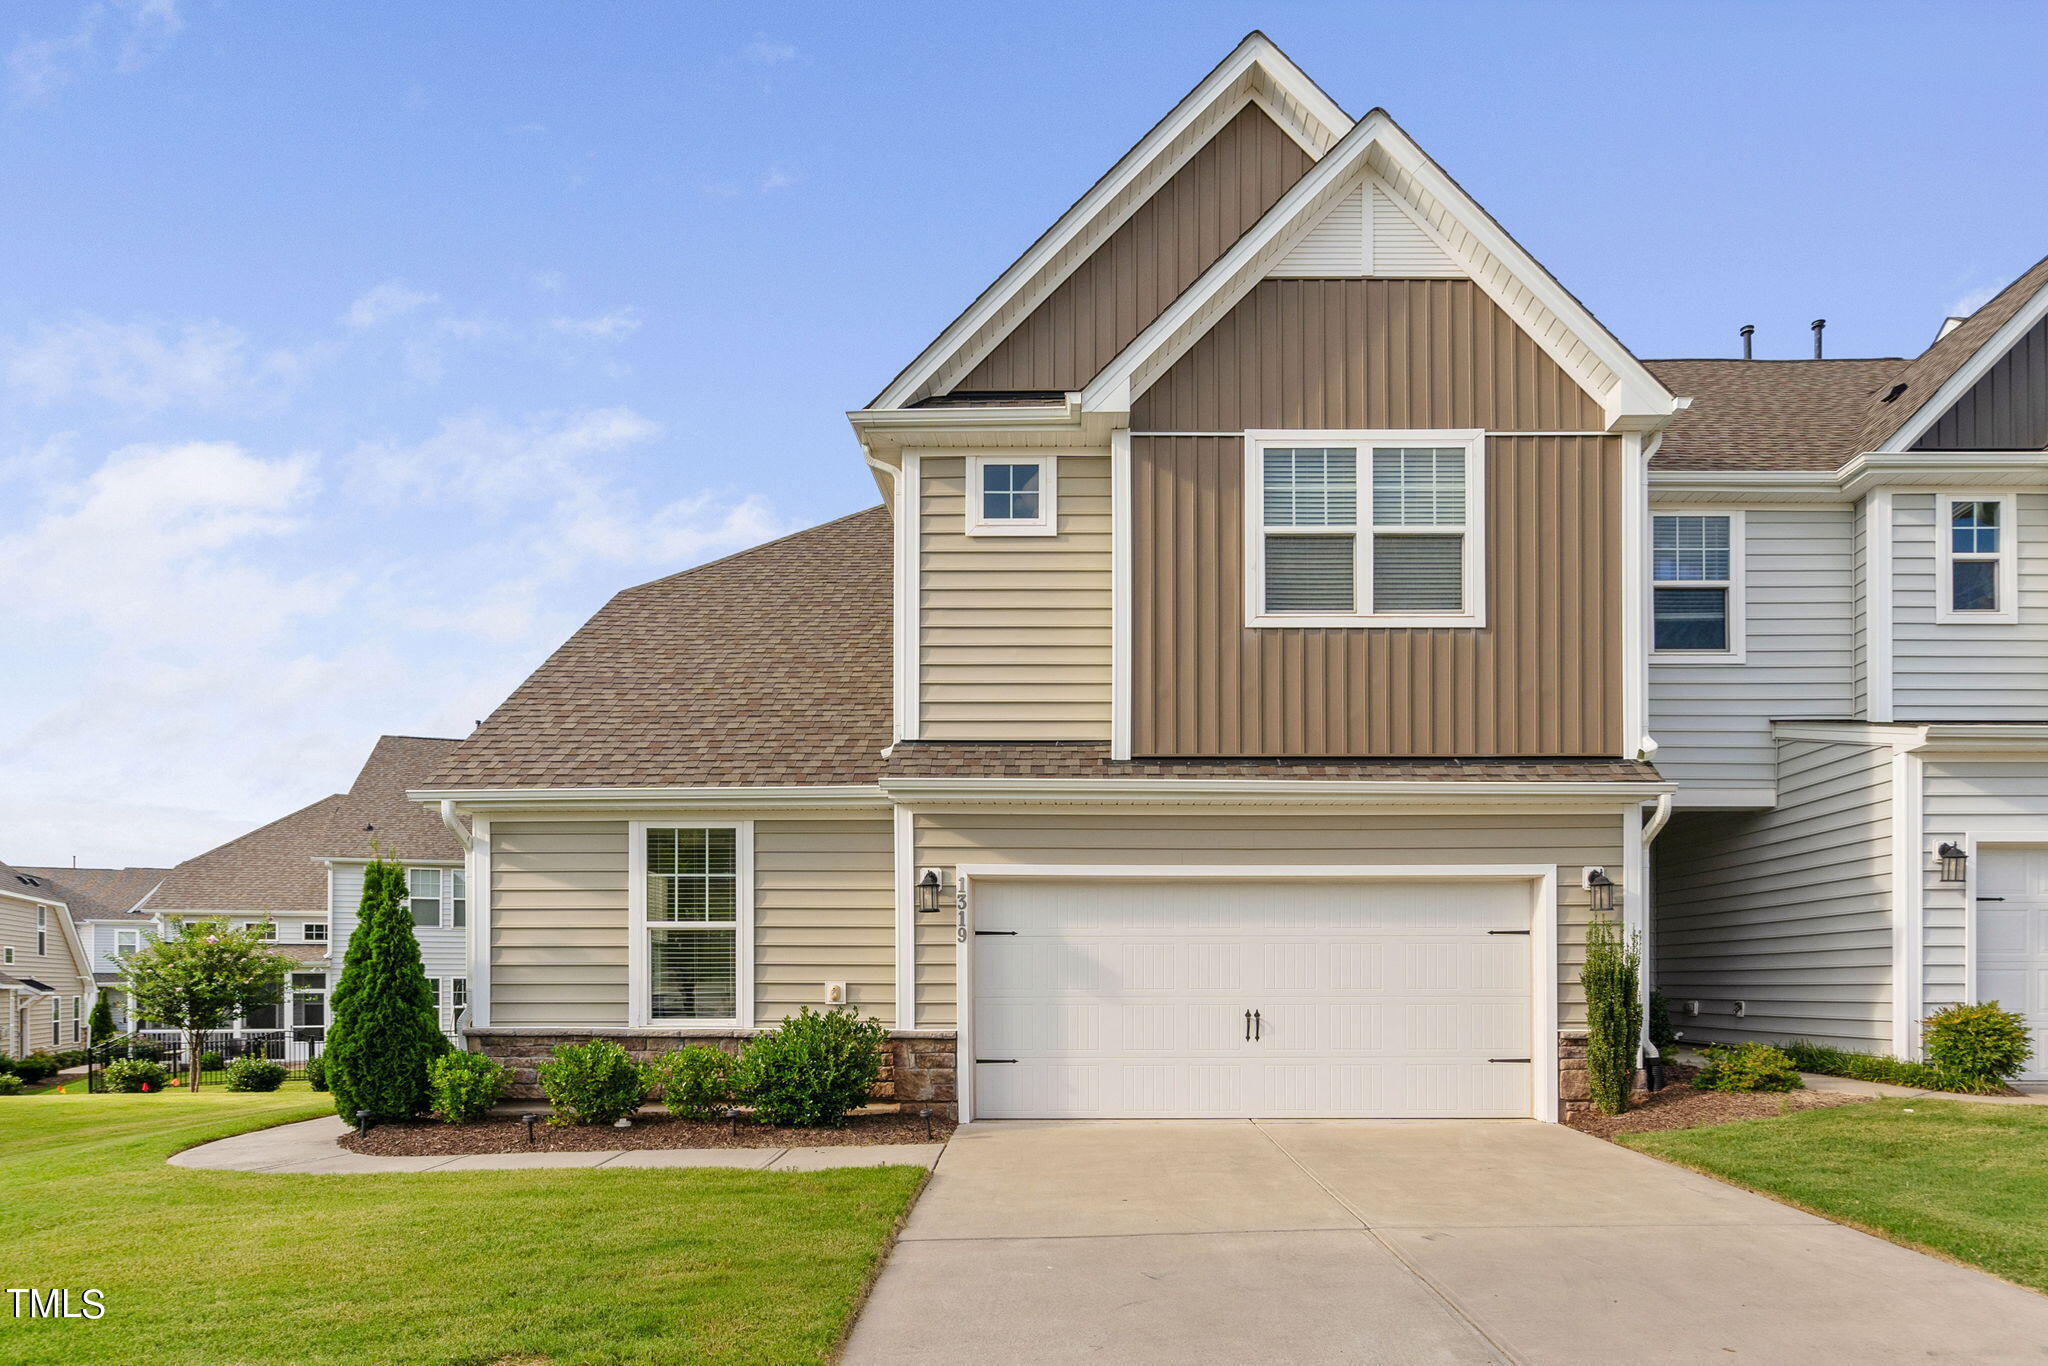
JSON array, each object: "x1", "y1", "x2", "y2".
[
  {"x1": 417, "y1": 33, "x2": 1688, "y2": 1122},
  {"x1": 1648, "y1": 255, "x2": 2048, "y2": 1079},
  {"x1": 145, "y1": 736, "x2": 469, "y2": 1039},
  {"x1": 0, "y1": 862, "x2": 96, "y2": 1057},
  {"x1": 15, "y1": 865, "x2": 168, "y2": 1029}
]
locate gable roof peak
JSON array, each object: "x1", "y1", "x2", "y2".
[{"x1": 1859, "y1": 251, "x2": 2048, "y2": 454}]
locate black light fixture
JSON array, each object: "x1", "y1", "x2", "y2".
[
  {"x1": 916, "y1": 868, "x2": 944, "y2": 914},
  {"x1": 1938, "y1": 842, "x2": 1969, "y2": 884},
  {"x1": 355, "y1": 1109, "x2": 372, "y2": 1138},
  {"x1": 520, "y1": 1112, "x2": 539, "y2": 1146},
  {"x1": 1585, "y1": 868, "x2": 1617, "y2": 915}
]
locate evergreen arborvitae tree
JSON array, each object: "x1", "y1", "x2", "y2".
[
  {"x1": 325, "y1": 855, "x2": 451, "y2": 1120},
  {"x1": 1581, "y1": 915, "x2": 1644, "y2": 1117},
  {"x1": 87, "y1": 990, "x2": 116, "y2": 1055}
]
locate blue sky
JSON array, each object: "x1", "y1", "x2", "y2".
[{"x1": 3, "y1": 0, "x2": 2044, "y2": 867}]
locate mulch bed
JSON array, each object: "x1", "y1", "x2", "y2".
[
  {"x1": 339, "y1": 1108, "x2": 954, "y2": 1156},
  {"x1": 1568, "y1": 1064, "x2": 1871, "y2": 1141}
]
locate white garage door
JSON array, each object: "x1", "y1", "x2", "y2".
[
  {"x1": 1976, "y1": 848, "x2": 2048, "y2": 1083},
  {"x1": 971, "y1": 878, "x2": 1535, "y2": 1119}
]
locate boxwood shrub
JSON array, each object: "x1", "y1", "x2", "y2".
[
  {"x1": 224, "y1": 1057, "x2": 289, "y2": 1092},
  {"x1": 0, "y1": 1074, "x2": 23, "y2": 1095},
  {"x1": 737, "y1": 1007, "x2": 887, "y2": 1128},
  {"x1": 1781, "y1": 1039, "x2": 2011, "y2": 1095},
  {"x1": 305, "y1": 1054, "x2": 329, "y2": 1092},
  {"x1": 103, "y1": 1058, "x2": 170, "y2": 1092},
  {"x1": 651, "y1": 1045, "x2": 737, "y2": 1121},
  {"x1": 537, "y1": 1040, "x2": 647, "y2": 1125},
  {"x1": 428, "y1": 1052, "x2": 511, "y2": 1123},
  {"x1": 1695, "y1": 1042, "x2": 1804, "y2": 1093},
  {"x1": 1923, "y1": 1002, "x2": 2033, "y2": 1085}
]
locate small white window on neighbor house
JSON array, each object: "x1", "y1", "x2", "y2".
[
  {"x1": 1245, "y1": 432, "x2": 1485, "y2": 627},
  {"x1": 452, "y1": 978, "x2": 467, "y2": 1013},
  {"x1": 1653, "y1": 512, "x2": 1744, "y2": 660},
  {"x1": 451, "y1": 870, "x2": 467, "y2": 928},
  {"x1": 304, "y1": 922, "x2": 327, "y2": 942},
  {"x1": 965, "y1": 455, "x2": 1056, "y2": 536},
  {"x1": 71, "y1": 997, "x2": 80, "y2": 1044},
  {"x1": 36, "y1": 907, "x2": 47, "y2": 957},
  {"x1": 115, "y1": 929, "x2": 140, "y2": 956},
  {"x1": 640, "y1": 824, "x2": 744, "y2": 1024},
  {"x1": 1939, "y1": 495, "x2": 2019, "y2": 623},
  {"x1": 408, "y1": 868, "x2": 444, "y2": 928}
]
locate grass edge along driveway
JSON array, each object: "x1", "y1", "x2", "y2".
[
  {"x1": 0, "y1": 1091, "x2": 927, "y2": 1366},
  {"x1": 1624, "y1": 1098, "x2": 2048, "y2": 1295}
]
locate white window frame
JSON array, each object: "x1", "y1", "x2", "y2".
[
  {"x1": 407, "y1": 867, "x2": 447, "y2": 929},
  {"x1": 115, "y1": 929, "x2": 140, "y2": 956},
  {"x1": 965, "y1": 454, "x2": 1058, "y2": 537},
  {"x1": 35, "y1": 907, "x2": 46, "y2": 957},
  {"x1": 71, "y1": 997, "x2": 81, "y2": 1043},
  {"x1": 1650, "y1": 508, "x2": 1747, "y2": 664},
  {"x1": 1936, "y1": 492, "x2": 2019, "y2": 625},
  {"x1": 1242, "y1": 429, "x2": 1488, "y2": 629},
  {"x1": 626, "y1": 819, "x2": 753, "y2": 1029},
  {"x1": 303, "y1": 922, "x2": 328, "y2": 943},
  {"x1": 3, "y1": 946, "x2": 11, "y2": 965}
]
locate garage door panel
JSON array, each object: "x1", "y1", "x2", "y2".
[
  {"x1": 1975, "y1": 850, "x2": 2048, "y2": 1082},
  {"x1": 974, "y1": 878, "x2": 1535, "y2": 1119}
]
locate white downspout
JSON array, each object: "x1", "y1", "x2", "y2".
[
  {"x1": 1639, "y1": 791, "x2": 1674, "y2": 1062},
  {"x1": 437, "y1": 800, "x2": 471, "y2": 852}
]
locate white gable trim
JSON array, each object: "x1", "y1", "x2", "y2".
[
  {"x1": 1879, "y1": 279, "x2": 2048, "y2": 453},
  {"x1": 870, "y1": 34, "x2": 1350, "y2": 411},
  {"x1": 1083, "y1": 111, "x2": 1676, "y2": 433}
]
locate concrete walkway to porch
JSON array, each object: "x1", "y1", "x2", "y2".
[{"x1": 170, "y1": 1114, "x2": 945, "y2": 1174}]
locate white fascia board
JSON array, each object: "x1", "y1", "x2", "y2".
[
  {"x1": 1880, "y1": 280, "x2": 2048, "y2": 453},
  {"x1": 410, "y1": 785, "x2": 890, "y2": 811},
  {"x1": 1082, "y1": 110, "x2": 1675, "y2": 431},
  {"x1": 870, "y1": 35, "x2": 1350, "y2": 412},
  {"x1": 1771, "y1": 720, "x2": 1929, "y2": 750},
  {"x1": 848, "y1": 396, "x2": 1084, "y2": 437},
  {"x1": 1650, "y1": 455, "x2": 2048, "y2": 505},
  {"x1": 881, "y1": 777, "x2": 1672, "y2": 807}
]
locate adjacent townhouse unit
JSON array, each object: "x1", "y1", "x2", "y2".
[
  {"x1": 1648, "y1": 255, "x2": 2048, "y2": 1079},
  {"x1": 144, "y1": 735, "x2": 471, "y2": 1040},
  {"x1": 17, "y1": 865, "x2": 168, "y2": 1030},
  {"x1": 0, "y1": 862, "x2": 96, "y2": 1057},
  {"x1": 418, "y1": 33, "x2": 1699, "y2": 1123}
]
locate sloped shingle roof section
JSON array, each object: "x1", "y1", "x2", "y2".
[
  {"x1": 16, "y1": 866, "x2": 168, "y2": 921},
  {"x1": 0, "y1": 860, "x2": 64, "y2": 905},
  {"x1": 146, "y1": 794, "x2": 346, "y2": 914},
  {"x1": 1851, "y1": 253, "x2": 2048, "y2": 454},
  {"x1": 320, "y1": 736, "x2": 465, "y2": 862},
  {"x1": 885, "y1": 743, "x2": 1662, "y2": 783},
  {"x1": 426, "y1": 508, "x2": 894, "y2": 790},
  {"x1": 1645, "y1": 359, "x2": 1905, "y2": 471}
]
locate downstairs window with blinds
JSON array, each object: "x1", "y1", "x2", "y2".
[
  {"x1": 642, "y1": 825, "x2": 744, "y2": 1023},
  {"x1": 1247, "y1": 431, "x2": 1485, "y2": 627}
]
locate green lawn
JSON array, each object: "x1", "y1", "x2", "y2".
[
  {"x1": 0, "y1": 1091, "x2": 926, "y2": 1365},
  {"x1": 1625, "y1": 1099, "x2": 2048, "y2": 1290}
]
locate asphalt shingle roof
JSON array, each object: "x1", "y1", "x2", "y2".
[
  {"x1": 884, "y1": 742, "x2": 1661, "y2": 782},
  {"x1": 15, "y1": 866, "x2": 168, "y2": 921},
  {"x1": 1645, "y1": 358, "x2": 1905, "y2": 471}
]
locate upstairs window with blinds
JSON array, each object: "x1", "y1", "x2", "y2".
[
  {"x1": 1652, "y1": 512, "x2": 1743, "y2": 658},
  {"x1": 643, "y1": 825, "x2": 743, "y2": 1023},
  {"x1": 1248, "y1": 432, "x2": 1484, "y2": 626}
]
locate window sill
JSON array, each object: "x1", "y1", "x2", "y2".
[
  {"x1": 964, "y1": 521, "x2": 1057, "y2": 538},
  {"x1": 1652, "y1": 650, "x2": 1748, "y2": 665},
  {"x1": 1245, "y1": 611, "x2": 1486, "y2": 630},
  {"x1": 1933, "y1": 610, "x2": 2020, "y2": 626}
]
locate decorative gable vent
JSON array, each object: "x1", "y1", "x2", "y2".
[{"x1": 1268, "y1": 180, "x2": 1461, "y2": 279}]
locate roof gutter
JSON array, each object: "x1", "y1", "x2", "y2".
[
  {"x1": 438, "y1": 800, "x2": 472, "y2": 853},
  {"x1": 881, "y1": 776, "x2": 1674, "y2": 807}
]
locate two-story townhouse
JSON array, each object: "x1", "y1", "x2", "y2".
[
  {"x1": 146, "y1": 735, "x2": 470, "y2": 1039},
  {"x1": 420, "y1": 33, "x2": 1686, "y2": 1123},
  {"x1": 15, "y1": 865, "x2": 168, "y2": 1029},
  {"x1": 0, "y1": 862, "x2": 96, "y2": 1056},
  {"x1": 1648, "y1": 255, "x2": 2048, "y2": 1078}
]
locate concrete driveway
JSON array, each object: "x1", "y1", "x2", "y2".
[{"x1": 843, "y1": 1119, "x2": 2048, "y2": 1365}]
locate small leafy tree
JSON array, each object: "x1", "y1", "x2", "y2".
[
  {"x1": 117, "y1": 919, "x2": 291, "y2": 1090},
  {"x1": 1581, "y1": 916, "x2": 1643, "y2": 1116},
  {"x1": 87, "y1": 991, "x2": 116, "y2": 1057},
  {"x1": 325, "y1": 856, "x2": 450, "y2": 1121}
]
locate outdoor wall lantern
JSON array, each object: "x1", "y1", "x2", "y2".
[
  {"x1": 1937, "y1": 843, "x2": 1969, "y2": 884},
  {"x1": 1585, "y1": 868, "x2": 1617, "y2": 915},
  {"x1": 916, "y1": 868, "x2": 945, "y2": 914}
]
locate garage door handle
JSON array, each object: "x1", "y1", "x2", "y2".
[
  {"x1": 976, "y1": 1058, "x2": 1017, "y2": 1065},
  {"x1": 1487, "y1": 929, "x2": 1531, "y2": 935},
  {"x1": 1489, "y1": 1057, "x2": 1530, "y2": 1064},
  {"x1": 1254, "y1": 1010, "x2": 1261, "y2": 1041},
  {"x1": 1245, "y1": 1009, "x2": 1252, "y2": 1041},
  {"x1": 974, "y1": 930, "x2": 1017, "y2": 935}
]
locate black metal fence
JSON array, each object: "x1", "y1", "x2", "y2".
[{"x1": 86, "y1": 1029, "x2": 325, "y2": 1091}]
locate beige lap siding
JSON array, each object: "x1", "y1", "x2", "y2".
[
  {"x1": 487, "y1": 815, "x2": 895, "y2": 1029},
  {"x1": 0, "y1": 891, "x2": 92, "y2": 1053},
  {"x1": 918, "y1": 454, "x2": 1113, "y2": 740},
  {"x1": 910, "y1": 810, "x2": 1623, "y2": 1029}
]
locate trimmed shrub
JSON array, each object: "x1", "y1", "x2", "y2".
[
  {"x1": 325, "y1": 856, "x2": 451, "y2": 1121},
  {"x1": 199, "y1": 1051, "x2": 225, "y2": 1073},
  {"x1": 1646, "y1": 988, "x2": 1681, "y2": 1055},
  {"x1": 0, "y1": 1074, "x2": 22, "y2": 1096},
  {"x1": 122, "y1": 1041, "x2": 163, "y2": 1063},
  {"x1": 1580, "y1": 917, "x2": 1643, "y2": 1116},
  {"x1": 224, "y1": 1057, "x2": 288, "y2": 1092},
  {"x1": 12, "y1": 1053, "x2": 59, "y2": 1084},
  {"x1": 1923, "y1": 1002, "x2": 2033, "y2": 1086},
  {"x1": 1695, "y1": 1042, "x2": 1804, "y2": 1093},
  {"x1": 652, "y1": 1046, "x2": 737, "y2": 1121},
  {"x1": 87, "y1": 992, "x2": 116, "y2": 1051},
  {"x1": 538, "y1": 1040, "x2": 647, "y2": 1126},
  {"x1": 51, "y1": 1049, "x2": 88, "y2": 1070},
  {"x1": 737, "y1": 1007, "x2": 888, "y2": 1128},
  {"x1": 103, "y1": 1058, "x2": 170, "y2": 1092},
  {"x1": 305, "y1": 1054, "x2": 329, "y2": 1092},
  {"x1": 428, "y1": 1052, "x2": 510, "y2": 1124}
]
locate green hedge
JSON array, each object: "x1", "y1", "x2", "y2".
[{"x1": 1779, "y1": 1040, "x2": 2009, "y2": 1095}]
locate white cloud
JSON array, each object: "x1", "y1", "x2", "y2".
[
  {"x1": 350, "y1": 406, "x2": 661, "y2": 514},
  {"x1": 8, "y1": 0, "x2": 183, "y2": 101},
  {"x1": 343, "y1": 280, "x2": 439, "y2": 329},
  {"x1": 1947, "y1": 284, "x2": 2001, "y2": 319},
  {"x1": 548, "y1": 308, "x2": 641, "y2": 340},
  {"x1": 759, "y1": 164, "x2": 799, "y2": 193},
  {"x1": 744, "y1": 35, "x2": 797, "y2": 64},
  {"x1": 4, "y1": 316, "x2": 311, "y2": 411}
]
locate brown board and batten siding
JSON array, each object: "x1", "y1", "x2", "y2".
[
  {"x1": 488, "y1": 815, "x2": 895, "y2": 1029},
  {"x1": 956, "y1": 105, "x2": 1313, "y2": 393},
  {"x1": 1130, "y1": 278, "x2": 1621, "y2": 757},
  {"x1": 910, "y1": 810, "x2": 1624, "y2": 1030},
  {"x1": 1914, "y1": 311, "x2": 2048, "y2": 451},
  {"x1": 919, "y1": 455, "x2": 1112, "y2": 739}
]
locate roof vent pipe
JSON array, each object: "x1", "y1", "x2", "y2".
[
  {"x1": 1739, "y1": 324, "x2": 1754, "y2": 360},
  {"x1": 1811, "y1": 318, "x2": 1826, "y2": 359}
]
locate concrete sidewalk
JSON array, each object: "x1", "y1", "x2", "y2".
[
  {"x1": 170, "y1": 1115, "x2": 944, "y2": 1174},
  {"x1": 844, "y1": 1118, "x2": 2048, "y2": 1365}
]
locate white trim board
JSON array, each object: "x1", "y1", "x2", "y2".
[
  {"x1": 949, "y1": 861, "x2": 1562, "y2": 1125},
  {"x1": 1881, "y1": 279, "x2": 2048, "y2": 453},
  {"x1": 1110, "y1": 429, "x2": 1134, "y2": 761}
]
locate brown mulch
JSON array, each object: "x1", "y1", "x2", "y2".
[
  {"x1": 339, "y1": 1107, "x2": 954, "y2": 1156},
  {"x1": 1568, "y1": 1065, "x2": 1871, "y2": 1141}
]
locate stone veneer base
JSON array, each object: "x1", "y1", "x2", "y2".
[{"x1": 466, "y1": 1028, "x2": 959, "y2": 1120}]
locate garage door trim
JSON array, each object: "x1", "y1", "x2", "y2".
[{"x1": 952, "y1": 863, "x2": 1559, "y2": 1124}]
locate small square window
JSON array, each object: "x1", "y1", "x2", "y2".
[
  {"x1": 965, "y1": 456, "x2": 1057, "y2": 536},
  {"x1": 1939, "y1": 494, "x2": 2017, "y2": 622}
]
